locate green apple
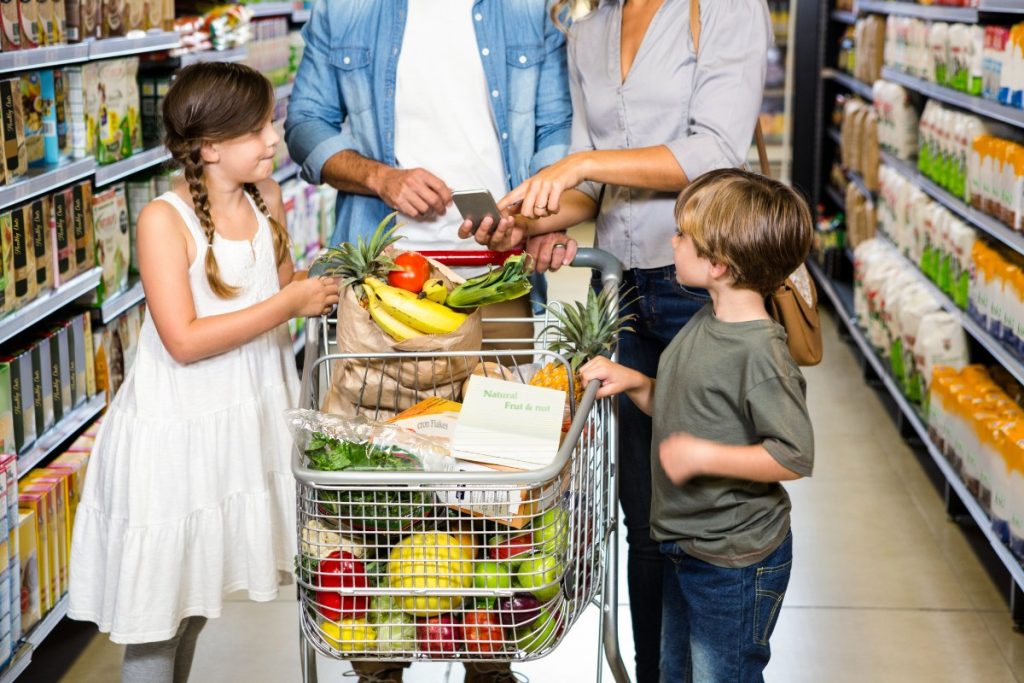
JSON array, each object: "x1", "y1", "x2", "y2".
[
  {"x1": 515, "y1": 553, "x2": 561, "y2": 601},
  {"x1": 517, "y1": 608, "x2": 558, "y2": 653},
  {"x1": 473, "y1": 560, "x2": 514, "y2": 591},
  {"x1": 532, "y1": 507, "x2": 568, "y2": 555}
]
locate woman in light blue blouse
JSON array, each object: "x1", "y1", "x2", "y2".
[{"x1": 464, "y1": 1, "x2": 772, "y2": 680}]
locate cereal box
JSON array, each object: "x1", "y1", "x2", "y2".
[
  {"x1": 68, "y1": 313, "x2": 86, "y2": 407},
  {"x1": 45, "y1": 322, "x2": 69, "y2": 421},
  {"x1": 64, "y1": 67, "x2": 86, "y2": 160},
  {"x1": 1, "y1": 349, "x2": 35, "y2": 453},
  {"x1": 17, "y1": 0, "x2": 41, "y2": 49},
  {"x1": 0, "y1": 78, "x2": 27, "y2": 184},
  {"x1": 0, "y1": 211, "x2": 12, "y2": 315},
  {"x1": 125, "y1": 0, "x2": 141, "y2": 32},
  {"x1": 38, "y1": 70, "x2": 58, "y2": 165},
  {"x1": 82, "y1": 311, "x2": 94, "y2": 399},
  {"x1": 37, "y1": 0, "x2": 52, "y2": 46},
  {"x1": 17, "y1": 494, "x2": 49, "y2": 613},
  {"x1": 0, "y1": 0, "x2": 19, "y2": 50},
  {"x1": 125, "y1": 176, "x2": 153, "y2": 275},
  {"x1": 20, "y1": 71, "x2": 48, "y2": 167},
  {"x1": 63, "y1": 0, "x2": 78, "y2": 41},
  {"x1": 20, "y1": 481, "x2": 62, "y2": 598},
  {"x1": 53, "y1": 69, "x2": 70, "y2": 161},
  {"x1": 16, "y1": 508, "x2": 39, "y2": 632},
  {"x1": 91, "y1": 184, "x2": 129, "y2": 304},
  {"x1": 28, "y1": 195, "x2": 51, "y2": 293},
  {"x1": 72, "y1": 180, "x2": 94, "y2": 274},
  {"x1": 101, "y1": 0, "x2": 123, "y2": 37},
  {"x1": 0, "y1": 365, "x2": 14, "y2": 455},
  {"x1": 51, "y1": 188, "x2": 73, "y2": 286},
  {"x1": 29, "y1": 336, "x2": 53, "y2": 434},
  {"x1": 50, "y1": 0, "x2": 64, "y2": 44},
  {"x1": 23, "y1": 474, "x2": 67, "y2": 597},
  {"x1": 10, "y1": 204, "x2": 36, "y2": 306}
]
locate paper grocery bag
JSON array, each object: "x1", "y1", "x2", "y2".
[{"x1": 321, "y1": 260, "x2": 482, "y2": 419}]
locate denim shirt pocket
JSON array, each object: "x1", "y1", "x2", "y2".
[
  {"x1": 330, "y1": 46, "x2": 373, "y2": 114},
  {"x1": 506, "y1": 44, "x2": 544, "y2": 113}
]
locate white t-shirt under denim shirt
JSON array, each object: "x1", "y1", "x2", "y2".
[
  {"x1": 569, "y1": 0, "x2": 772, "y2": 270},
  {"x1": 394, "y1": 0, "x2": 508, "y2": 271}
]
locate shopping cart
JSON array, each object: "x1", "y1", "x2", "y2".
[{"x1": 294, "y1": 248, "x2": 631, "y2": 682}]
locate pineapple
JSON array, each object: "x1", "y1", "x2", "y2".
[
  {"x1": 314, "y1": 212, "x2": 401, "y2": 298},
  {"x1": 530, "y1": 287, "x2": 634, "y2": 420}
]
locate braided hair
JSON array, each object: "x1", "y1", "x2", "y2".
[{"x1": 162, "y1": 62, "x2": 291, "y2": 299}]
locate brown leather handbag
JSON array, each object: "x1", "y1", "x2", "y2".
[{"x1": 691, "y1": 1, "x2": 823, "y2": 366}]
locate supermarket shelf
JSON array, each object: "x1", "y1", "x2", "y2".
[
  {"x1": 273, "y1": 162, "x2": 300, "y2": 183},
  {"x1": 807, "y1": 257, "x2": 1024, "y2": 593},
  {"x1": 275, "y1": 82, "x2": 294, "y2": 101},
  {"x1": 94, "y1": 146, "x2": 171, "y2": 187},
  {"x1": 876, "y1": 233, "x2": 1024, "y2": 388},
  {"x1": 827, "y1": 184, "x2": 846, "y2": 208},
  {"x1": 881, "y1": 67, "x2": 1024, "y2": 131},
  {"x1": 248, "y1": 2, "x2": 296, "y2": 17},
  {"x1": 807, "y1": 258, "x2": 855, "y2": 322},
  {"x1": 177, "y1": 46, "x2": 248, "y2": 68},
  {"x1": 879, "y1": 149, "x2": 1024, "y2": 259},
  {"x1": 822, "y1": 67, "x2": 875, "y2": 99},
  {"x1": 856, "y1": 0, "x2": 977, "y2": 22},
  {"x1": 97, "y1": 278, "x2": 144, "y2": 325},
  {"x1": 832, "y1": 9, "x2": 858, "y2": 24},
  {"x1": 0, "y1": 43, "x2": 90, "y2": 75},
  {"x1": 292, "y1": 8, "x2": 311, "y2": 23},
  {"x1": 17, "y1": 394, "x2": 106, "y2": 479},
  {"x1": 0, "y1": 158, "x2": 96, "y2": 212},
  {"x1": 828, "y1": 127, "x2": 842, "y2": 145},
  {"x1": 846, "y1": 168, "x2": 875, "y2": 199},
  {"x1": 86, "y1": 31, "x2": 181, "y2": 59},
  {"x1": 979, "y1": 0, "x2": 1024, "y2": 14},
  {"x1": 0, "y1": 267, "x2": 101, "y2": 347},
  {"x1": 0, "y1": 595, "x2": 70, "y2": 683}
]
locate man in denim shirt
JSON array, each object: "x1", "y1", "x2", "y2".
[
  {"x1": 285, "y1": 0, "x2": 573, "y2": 270},
  {"x1": 286, "y1": 3, "x2": 570, "y2": 681}
]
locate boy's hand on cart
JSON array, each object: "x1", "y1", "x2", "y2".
[
  {"x1": 579, "y1": 356, "x2": 642, "y2": 398},
  {"x1": 658, "y1": 433, "x2": 708, "y2": 486},
  {"x1": 527, "y1": 232, "x2": 577, "y2": 273},
  {"x1": 284, "y1": 275, "x2": 341, "y2": 318}
]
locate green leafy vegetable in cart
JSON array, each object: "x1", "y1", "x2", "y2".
[{"x1": 446, "y1": 253, "x2": 533, "y2": 309}]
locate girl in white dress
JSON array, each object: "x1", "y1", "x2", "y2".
[{"x1": 67, "y1": 63, "x2": 339, "y2": 682}]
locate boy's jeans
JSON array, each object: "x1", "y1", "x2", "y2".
[{"x1": 659, "y1": 531, "x2": 793, "y2": 683}]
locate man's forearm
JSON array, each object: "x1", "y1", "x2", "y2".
[{"x1": 320, "y1": 150, "x2": 390, "y2": 197}]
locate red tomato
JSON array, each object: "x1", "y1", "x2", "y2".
[
  {"x1": 315, "y1": 550, "x2": 369, "y2": 621},
  {"x1": 388, "y1": 252, "x2": 431, "y2": 293},
  {"x1": 462, "y1": 611, "x2": 506, "y2": 654}
]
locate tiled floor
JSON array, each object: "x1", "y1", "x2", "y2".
[{"x1": 47, "y1": 231, "x2": 1024, "y2": 681}]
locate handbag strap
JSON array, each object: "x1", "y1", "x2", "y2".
[{"x1": 689, "y1": 0, "x2": 771, "y2": 178}]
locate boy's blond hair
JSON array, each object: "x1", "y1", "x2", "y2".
[{"x1": 673, "y1": 168, "x2": 813, "y2": 296}]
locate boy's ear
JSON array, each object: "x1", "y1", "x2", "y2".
[{"x1": 709, "y1": 262, "x2": 731, "y2": 281}]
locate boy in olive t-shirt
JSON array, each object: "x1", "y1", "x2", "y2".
[{"x1": 581, "y1": 169, "x2": 815, "y2": 682}]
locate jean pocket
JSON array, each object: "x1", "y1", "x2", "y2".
[{"x1": 753, "y1": 559, "x2": 791, "y2": 646}]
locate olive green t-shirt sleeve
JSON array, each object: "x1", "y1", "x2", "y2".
[{"x1": 744, "y1": 376, "x2": 814, "y2": 478}]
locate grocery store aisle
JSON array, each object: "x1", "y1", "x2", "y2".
[{"x1": 47, "y1": 268, "x2": 1024, "y2": 681}]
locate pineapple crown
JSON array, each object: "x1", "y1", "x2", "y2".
[
  {"x1": 540, "y1": 286, "x2": 636, "y2": 371},
  {"x1": 313, "y1": 212, "x2": 403, "y2": 297}
]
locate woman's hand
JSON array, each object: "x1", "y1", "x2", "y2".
[
  {"x1": 527, "y1": 232, "x2": 577, "y2": 274},
  {"x1": 282, "y1": 275, "x2": 341, "y2": 318},
  {"x1": 501, "y1": 153, "x2": 589, "y2": 219}
]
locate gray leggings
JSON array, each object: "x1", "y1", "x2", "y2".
[{"x1": 121, "y1": 616, "x2": 208, "y2": 683}]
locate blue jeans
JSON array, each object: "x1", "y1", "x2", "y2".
[
  {"x1": 596, "y1": 265, "x2": 709, "y2": 683},
  {"x1": 660, "y1": 532, "x2": 793, "y2": 683}
]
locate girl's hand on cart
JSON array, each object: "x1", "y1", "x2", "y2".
[
  {"x1": 527, "y1": 232, "x2": 577, "y2": 273},
  {"x1": 284, "y1": 275, "x2": 341, "y2": 318}
]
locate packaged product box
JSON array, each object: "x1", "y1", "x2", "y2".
[
  {"x1": 45, "y1": 462, "x2": 82, "y2": 538},
  {"x1": 125, "y1": 177, "x2": 153, "y2": 275},
  {"x1": 82, "y1": 310, "x2": 94, "y2": 399},
  {"x1": 17, "y1": 494, "x2": 49, "y2": 613},
  {"x1": 0, "y1": 365, "x2": 14, "y2": 455},
  {"x1": 20, "y1": 481, "x2": 62, "y2": 598},
  {"x1": 68, "y1": 313, "x2": 86, "y2": 407},
  {"x1": 53, "y1": 69, "x2": 70, "y2": 161},
  {"x1": 79, "y1": 0, "x2": 98, "y2": 40},
  {"x1": 143, "y1": 0, "x2": 161, "y2": 30},
  {"x1": 97, "y1": 324, "x2": 124, "y2": 398},
  {"x1": 91, "y1": 184, "x2": 129, "y2": 304},
  {"x1": 16, "y1": 507, "x2": 41, "y2": 629},
  {"x1": 50, "y1": 188, "x2": 73, "y2": 286},
  {"x1": 64, "y1": 67, "x2": 86, "y2": 160},
  {"x1": 125, "y1": 0, "x2": 141, "y2": 32},
  {"x1": 0, "y1": 0, "x2": 19, "y2": 50},
  {"x1": 117, "y1": 305, "x2": 138, "y2": 371},
  {"x1": 50, "y1": 0, "x2": 65, "y2": 45},
  {"x1": 101, "y1": 0, "x2": 124, "y2": 37},
  {"x1": 28, "y1": 335, "x2": 54, "y2": 434},
  {"x1": 28, "y1": 195, "x2": 51, "y2": 293},
  {"x1": 46, "y1": 322, "x2": 70, "y2": 421},
  {"x1": 88, "y1": 58, "x2": 140, "y2": 164},
  {"x1": 0, "y1": 211, "x2": 12, "y2": 315},
  {"x1": 17, "y1": 0, "x2": 42, "y2": 49},
  {"x1": 64, "y1": 0, "x2": 79, "y2": 41},
  {"x1": 72, "y1": 180, "x2": 94, "y2": 274},
  {"x1": 1, "y1": 349, "x2": 35, "y2": 453},
  {"x1": 10, "y1": 204, "x2": 36, "y2": 306},
  {"x1": 0, "y1": 78, "x2": 28, "y2": 184},
  {"x1": 140, "y1": 75, "x2": 169, "y2": 146},
  {"x1": 20, "y1": 71, "x2": 50, "y2": 168},
  {"x1": 0, "y1": 469, "x2": 8, "y2": 541},
  {"x1": 2, "y1": 454, "x2": 18, "y2": 645},
  {"x1": 38, "y1": 0, "x2": 53, "y2": 46}
]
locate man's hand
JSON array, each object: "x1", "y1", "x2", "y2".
[
  {"x1": 658, "y1": 433, "x2": 710, "y2": 486},
  {"x1": 527, "y1": 231, "x2": 577, "y2": 273},
  {"x1": 457, "y1": 214, "x2": 525, "y2": 251},
  {"x1": 370, "y1": 167, "x2": 452, "y2": 219}
]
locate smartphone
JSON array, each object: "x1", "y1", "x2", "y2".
[{"x1": 453, "y1": 189, "x2": 502, "y2": 234}]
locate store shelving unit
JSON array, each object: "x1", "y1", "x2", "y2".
[
  {"x1": 94, "y1": 146, "x2": 172, "y2": 188},
  {"x1": 0, "y1": 595, "x2": 70, "y2": 683},
  {"x1": 832, "y1": 9, "x2": 857, "y2": 25},
  {"x1": 17, "y1": 394, "x2": 106, "y2": 478},
  {"x1": 98, "y1": 279, "x2": 145, "y2": 326},
  {"x1": 796, "y1": 0, "x2": 1024, "y2": 630},
  {"x1": 86, "y1": 31, "x2": 182, "y2": 59},
  {"x1": 248, "y1": 2, "x2": 296, "y2": 17},
  {"x1": 0, "y1": 159, "x2": 96, "y2": 211},
  {"x1": 0, "y1": 268, "x2": 102, "y2": 347},
  {"x1": 177, "y1": 45, "x2": 248, "y2": 68}
]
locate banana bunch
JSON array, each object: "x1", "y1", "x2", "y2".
[{"x1": 363, "y1": 277, "x2": 468, "y2": 341}]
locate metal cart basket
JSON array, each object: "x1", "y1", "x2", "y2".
[{"x1": 294, "y1": 248, "x2": 631, "y2": 682}]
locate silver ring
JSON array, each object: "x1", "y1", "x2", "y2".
[
  {"x1": 553, "y1": 243, "x2": 567, "y2": 249},
  {"x1": 535, "y1": 204, "x2": 547, "y2": 211}
]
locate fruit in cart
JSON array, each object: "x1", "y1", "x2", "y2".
[
  {"x1": 531, "y1": 287, "x2": 635, "y2": 427},
  {"x1": 516, "y1": 607, "x2": 560, "y2": 654},
  {"x1": 366, "y1": 287, "x2": 424, "y2": 342},
  {"x1": 486, "y1": 532, "x2": 534, "y2": 564},
  {"x1": 315, "y1": 212, "x2": 403, "y2": 299},
  {"x1": 532, "y1": 507, "x2": 569, "y2": 555},
  {"x1": 514, "y1": 553, "x2": 562, "y2": 601},
  {"x1": 368, "y1": 596, "x2": 417, "y2": 653},
  {"x1": 446, "y1": 253, "x2": 533, "y2": 309},
  {"x1": 463, "y1": 610, "x2": 507, "y2": 655},
  {"x1": 314, "y1": 550, "x2": 370, "y2": 621},
  {"x1": 387, "y1": 532, "x2": 473, "y2": 616},
  {"x1": 388, "y1": 251, "x2": 431, "y2": 293},
  {"x1": 417, "y1": 614, "x2": 463, "y2": 658},
  {"x1": 460, "y1": 362, "x2": 520, "y2": 399},
  {"x1": 364, "y1": 277, "x2": 469, "y2": 335},
  {"x1": 300, "y1": 520, "x2": 366, "y2": 561},
  {"x1": 320, "y1": 618, "x2": 377, "y2": 653},
  {"x1": 474, "y1": 560, "x2": 514, "y2": 591},
  {"x1": 421, "y1": 278, "x2": 448, "y2": 304},
  {"x1": 495, "y1": 592, "x2": 543, "y2": 630}
]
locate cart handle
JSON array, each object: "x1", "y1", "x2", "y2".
[{"x1": 419, "y1": 250, "x2": 522, "y2": 267}]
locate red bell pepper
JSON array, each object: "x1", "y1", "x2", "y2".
[
  {"x1": 462, "y1": 610, "x2": 506, "y2": 654},
  {"x1": 315, "y1": 550, "x2": 369, "y2": 621}
]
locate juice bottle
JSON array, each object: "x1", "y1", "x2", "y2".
[
  {"x1": 992, "y1": 420, "x2": 1018, "y2": 543},
  {"x1": 970, "y1": 25, "x2": 985, "y2": 97},
  {"x1": 1002, "y1": 262, "x2": 1021, "y2": 347},
  {"x1": 930, "y1": 22, "x2": 950, "y2": 85},
  {"x1": 1006, "y1": 427, "x2": 1024, "y2": 559},
  {"x1": 928, "y1": 366, "x2": 961, "y2": 445}
]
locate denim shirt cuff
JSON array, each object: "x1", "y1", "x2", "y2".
[
  {"x1": 529, "y1": 143, "x2": 569, "y2": 175},
  {"x1": 300, "y1": 133, "x2": 357, "y2": 186}
]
